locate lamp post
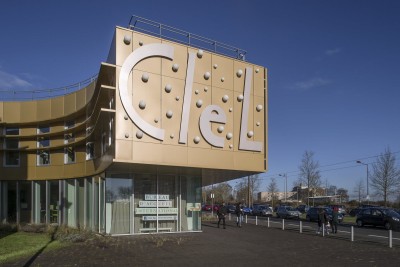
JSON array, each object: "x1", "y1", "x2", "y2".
[
  {"x1": 279, "y1": 174, "x2": 287, "y2": 203},
  {"x1": 356, "y1": 160, "x2": 369, "y2": 204}
]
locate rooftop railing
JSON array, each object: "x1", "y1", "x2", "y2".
[
  {"x1": 128, "y1": 15, "x2": 247, "y2": 61},
  {"x1": 0, "y1": 75, "x2": 98, "y2": 102}
]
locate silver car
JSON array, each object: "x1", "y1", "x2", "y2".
[
  {"x1": 276, "y1": 206, "x2": 301, "y2": 219},
  {"x1": 252, "y1": 205, "x2": 273, "y2": 217}
]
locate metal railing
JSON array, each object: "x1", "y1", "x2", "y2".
[
  {"x1": 0, "y1": 75, "x2": 98, "y2": 101},
  {"x1": 128, "y1": 15, "x2": 247, "y2": 60}
]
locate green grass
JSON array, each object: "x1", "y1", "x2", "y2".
[
  {"x1": 0, "y1": 231, "x2": 66, "y2": 264},
  {"x1": 342, "y1": 215, "x2": 356, "y2": 224}
]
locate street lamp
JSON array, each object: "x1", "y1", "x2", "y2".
[
  {"x1": 356, "y1": 160, "x2": 369, "y2": 204},
  {"x1": 279, "y1": 173, "x2": 287, "y2": 203}
]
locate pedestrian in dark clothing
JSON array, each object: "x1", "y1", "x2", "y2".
[
  {"x1": 218, "y1": 203, "x2": 227, "y2": 229},
  {"x1": 235, "y1": 202, "x2": 244, "y2": 227},
  {"x1": 317, "y1": 208, "x2": 328, "y2": 235},
  {"x1": 332, "y1": 207, "x2": 339, "y2": 234}
]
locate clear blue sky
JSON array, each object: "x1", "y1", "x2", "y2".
[{"x1": 1, "y1": 0, "x2": 399, "y2": 199}]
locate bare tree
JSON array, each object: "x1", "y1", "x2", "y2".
[
  {"x1": 267, "y1": 178, "x2": 278, "y2": 208},
  {"x1": 213, "y1": 182, "x2": 233, "y2": 203},
  {"x1": 297, "y1": 150, "x2": 321, "y2": 206},
  {"x1": 370, "y1": 148, "x2": 400, "y2": 206},
  {"x1": 353, "y1": 179, "x2": 365, "y2": 204}
]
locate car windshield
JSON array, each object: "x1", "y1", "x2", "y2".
[
  {"x1": 386, "y1": 209, "x2": 400, "y2": 217},
  {"x1": 286, "y1": 207, "x2": 296, "y2": 211}
]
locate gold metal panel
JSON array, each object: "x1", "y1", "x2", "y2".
[
  {"x1": 189, "y1": 47, "x2": 212, "y2": 86},
  {"x1": 115, "y1": 28, "x2": 133, "y2": 67},
  {"x1": 161, "y1": 145, "x2": 188, "y2": 165},
  {"x1": 188, "y1": 82, "x2": 211, "y2": 149},
  {"x1": 161, "y1": 41, "x2": 187, "y2": 81},
  {"x1": 36, "y1": 165, "x2": 64, "y2": 179},
  {"x1": 20, "y1": 102, "x2": 37, "y2": 123},
  {"x1": 27, "y1": 153, "x2": 36, "y2": 167},
  {"x1": 0, "y1": 102, "x2": 3, "y2": 122},
  {"x1": 132, "y1": 32, "x2": 161, "y2": 73},
  {"x1": 3, "y1": 102, "x2": 20, "y2": 122},
  {"x1": 212, "y1": 55, "x2": 233, "y2": 90},
  {"x1": 37, "y1": 99, "x2": 52, "y2": 121},
  {"x1": 211, "y1": 87, "x2": 234, "y2": 151},
  {"x1": 130, "y1": 69, "x2": 161, "y2": 144},
  {"x1": 85, "y1": 160, "x2": 95, "y2": 175},
  {"x1": 51, "y1": 151, "x2": 64, "y2": 166},
  {"x1": 234, "y1": 152, "x2": 265, "y2": 172},
  {"x1": 64, "y1": 93, "x2": 76, "y2": 115},
  {"x1": 160, "y1": 76, "x2": 184, "y2": 146},
  {"x1": 253, "y1": 66, "x2": 265, "y2": 97},
  {"x1": 254, "y1": 95, "x2": 266, "y2": 153},
  {"x1": 49, "y1": 98, "x2": 62, "y2": 119},
  {"x1": 76, "y1": 89, "x2": 86, "y2": 111},
  {"x1": 64, "y1": 162, "x2": 85, "y2": 177},
  {"x1": 233, "y1": 61, "x2": 247, "y2": 93},
  {"x1": 188, "y1": 147, "x2": 233, "y2": 170},
  {"x1": 115, "y1": 140, "x2": 133, "y2": 160},
  {"x1": 27, "y1": 165, "x2": 37, "y2": 180},
  {"x1": 131, "y1": 142, "x2": 163, "y2": 163}
]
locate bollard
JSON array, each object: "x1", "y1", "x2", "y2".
[
  {"x1": 282, "y1": 219, "x2": 285, "y2": 230},
  {"x1": 229, "y1": 213, "x2": 231, "y2": 221},
  {"x1": 351, "y1": 226, "x2": 354, "y2": 242},
  {"x1": 322, "y1": 224, "x2": 325, "y2": 237},
  {"x1": 256, "y1": 216, "x2": 258, "y2": 226},
  {"x1": 268, "y1": 217, "x2": 270, "y2": 228},
  {"x1": 245, "y1": 214, "x2": 248, "y2": 224},
  {"x1": 300, "y1": 220, "x2": 302, "y2": 233},
  {"x1": 389, "y1": 230, "x2": 392, "y2": 248}
]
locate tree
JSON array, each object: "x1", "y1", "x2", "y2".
[
  {"x1": 353, "y1": 179, "x2": 365, "y2": 204},
  {"x1": 297, "y1": 150, "x2": 321, "y2": 206},
  {"x1": 370, "y1": 148, "x2": 400, "y2": 206},
  {"x1": 212, "y1": 182, "x2": 232, "y2": 204},
  {"x1": 336, "y1": 188, "x2": 349, "y2": 203},
  {"x1": 267, "y1": 178, "x2": 278, "y2": 208}
]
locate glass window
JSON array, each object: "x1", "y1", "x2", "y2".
[
  {"x1": 37, "y1": 150, "x2": 50, "y2": 165},
  {"x1": 64, "y1": 147, "x2": 75, "y2": 164},
  {"x1": 4, "y1": 127, "x2": 20, "y2": 166},
  {"x1": 133, "y1": 174, "x2": 156, "y2": 234},
  {"x1": 106, "y1": 176, "x2": 133, "y2": 234},
  {"x1": 64, "y1": 121, "x2": 75, "y2": 144},
  {"x1": 19, "y1": 181, "x2": 32, "y2": 224},
  {"x1": 49, "y1": 181, "x2": 59, "y2": 224},
  {"x1": 37, "y1": 126, "x2": 50, "y2": 166},
  {"x1": 86, "y1": 142, "x2": 94, "y2": 160}
]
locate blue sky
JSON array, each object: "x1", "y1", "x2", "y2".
[{"x1": 1, "y1": 0, "x2": 399, "y2": 199}]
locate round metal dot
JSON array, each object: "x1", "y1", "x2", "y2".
[
  {"x1": 229, "y1": 144, "x2": 233, "y2": 149},
  {"x1": 222, "y1": 95, "x2": 229, "y2": 103},
  {"x1": 125, "y1": 133, "x2": 129, "y2": 138},
  {"x1": 176, "y1": 96, "x2": 180, "y2": 101},
  {"x1": 142, "y1": 73, "x2": 149, "y2": 82},
  {"x1": 166, "y1": 110, "x2": 173, "y2": 118},
  {"x1": 124, "y1": 115, "x2": 129, "y2": 120},
  {"x1": 247, "y1": 131, "x2": 254, "y2": 138},
  {"x1": 165, "y1": 84, "x2": 172, "y2": 93},
  {"x1": 136, "y1": 131, "x2": 143, "y2": 139},
  {"x1": 217, "y1": 126, "x2": 224, "y2": 133},
  {"x1": 154, "y1": 118, "x2": 159, "y2": 123},
  {"x1": 229, "y1": 108, "x2": 233, "y2": 112},
  {"x1": 194, "y1": 136, "x2": 200, "y2": 144},
  {"x1": 255, "y1": 68, "x2": 260, "y2": 73},
  {"x1": 195, "y1": 90, "x2": 199, "y2": 95},
  {"x1": 226, "y1": 133, "x2": 233, "y2": 140},
  {"x1": 123, "y1": 35, "x2": 131, "y2": 45},
  {"x1": 204, "y1": 87, "x2": 208, "y2": 92},
  {"x1": 213, "y1": 64, "x2": 218, "y2": 69},
  {"x1": 172, "y1": 63, "x2": 179, "y2": 72},
  {"x1": 256, "y1": 105, "x2": 263, "y2": 112},
  {"x1": 197, "y1": 49, "x2": 204, "y2": 58},
  {"x1": 221, "y1": 77, "x2": 225, "y2": 82},
  {"x1": 139, "y1": 100, "x2": 146, "y2": 109},
  {"x1": 237, "y1": 95, "x2": 244, "y2": 102},
  {"x1": 236, "y1": 69, "x2": 243, "y2": 77},
  {"x1": 204, "y1": 72, "x2": 211, "y2": 80},
  {"x1": 196, "y1": 100, "x2": 203, "y2": 108},
  {"x1": 256, "y1": 122, "x2": 260, "y2": 126},
  {"x1": 170, "y1": 134, "x2": 174, "y2": 139},
  {"x1": 139, "y1": 41, "x2": 144, "y2": 46}
]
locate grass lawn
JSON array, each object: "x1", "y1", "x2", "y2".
[{"x1": 0, "y1": 231, "x2": 66, "y2": 264}]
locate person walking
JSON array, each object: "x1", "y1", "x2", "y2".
[
  {"x1": 217, "y1": 202, "x2": 227, "y2": 229},
  {"x1": 317, "y1": 208, "x2": 328, "y2": 235},
  {"x1": 235, "y1": 202, "x2": 244, "y2": 227},
  {"x1": 332, "y1": 206, "x2": 339, "y2": 234}
]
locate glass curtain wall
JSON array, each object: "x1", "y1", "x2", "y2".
[
  {"x1": 19, "y1": 181, "x2": 32, "y2": 223},
  {"x1": 105, "y1": 175, "x2": 132, "y2": 234},
  {"x1": 133, "y1": 174, "x2": 157, "y2": 233}
]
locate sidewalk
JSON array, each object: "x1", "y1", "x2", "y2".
[{"x1": 4, "y1": 220, "x2": 399, "y2": 267}]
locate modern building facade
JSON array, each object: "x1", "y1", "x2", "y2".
[{"x1": 0, "y1": 17, "x2": 268, "y2": 235}]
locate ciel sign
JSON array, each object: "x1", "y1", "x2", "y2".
[{"x1": 119, "y1": 43, "x2": 263, "y2": 152}]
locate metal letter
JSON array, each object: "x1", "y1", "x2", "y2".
[{"x1": 199, "y1": 105, "x2": 226, "y2": 148}]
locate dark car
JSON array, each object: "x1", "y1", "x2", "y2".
[
  {"x1": 227, "y1": 205, "x2": 236, "y2": 213},
  {"x1": 349, "y1": 207, "x2": 362, "y2": 217},
  {"x1": 356, "y1": 207, "x2": 400, "y2": 230},
  {"x1": 276, "y1": 206, "x2": 301, "y2": 219},
  {"x1": 242, "y1": 206, "x2": 252, "y2": 215},
  {"x1": 306, "y1": 207, "x2": 343, "y2": 223},
  {"x1": 296, "y1": 205, "x2": 310, "y2": 213}
]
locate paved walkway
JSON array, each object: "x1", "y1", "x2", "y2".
[{"x1": 3, "y1": 220, "x2": 399, "y2": 266}]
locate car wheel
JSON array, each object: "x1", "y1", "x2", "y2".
[
  {"x1": 356, "y1": 220, "x2": 363, "y2": 227},
  {"x1": 384, "y1": 222, "x2": 391, "y2": 230}
]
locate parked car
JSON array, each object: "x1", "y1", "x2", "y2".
[
  {"x1": 242, "y1": 206, "x2": 252, "y2": 215},
  {"x1": 349, "y1": 207, "x2": 362, "y2": 217},
  {"x1": 306, "y1": 207, "x2": 343, "y2": 223},
  {"x1": 356, "y1": 207, "x2": 400, "y2": 230},
  {"x1": 296, "y1": 204, "x2": 310, "y2": 213},
  {"x1": 227, "y1": 205, "x2": 236, "y2": 213},
  {"x1": 252, "y1": 205, "x2": 273, "y2": 216},
  {"x1": 328, "y1": 205, "x2": 347, "y2": 216},
  {"x1": 276, "y1": 206, "x2": 301, "y2": 219},
  {"x1": 202, "y1": 204, "x2": 219, "y2": 212}
]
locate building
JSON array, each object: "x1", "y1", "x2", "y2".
[
  {"x1": 258, "y1": 191, "x2": 297, "y2": 203},
  {"x1": 0, "y1": 16, "x2": 267, "y2": 235}
]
